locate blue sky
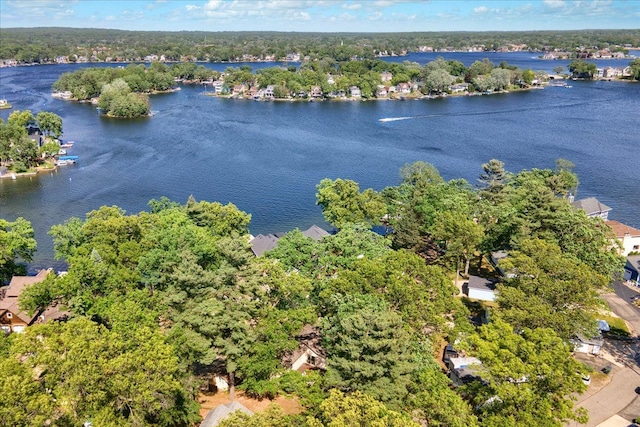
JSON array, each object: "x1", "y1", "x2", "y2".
[{"x1": 1, "y1": 0, "x2": 639, "y2": 32}]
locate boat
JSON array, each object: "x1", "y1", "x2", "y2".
[
  {"x1": 58, "y1": 149, "x2": 67, "y2": 155},
  {"x1": 56, "y1": 160, "x2": 68, "y2": 166},
  {"x1": 59, "y1": 143, "x2": 74, "y2": 148}
]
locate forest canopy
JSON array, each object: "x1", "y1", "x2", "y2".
[{"x1": 0, "y1": 160, "x2": 624, "y2": 427}]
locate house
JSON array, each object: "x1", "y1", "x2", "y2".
[
  {"x1": 606, "y1": 220, "x2": 640, "y2": 256},
  {"x1": 571, "y1": 333, "x2": 604, "y2": 355},
  {"x1": 232, "y1": 84, "x2": 247, "y2": 95},
  {"x1": 490, "y1": 251, "x2": 516, "y2": 278},
  {"x1": 349, "y1": 86, "x2": 361, "y2": 97},
  {"x1": 571, "y1": 197, "x2": 612, "y2": 220},
  {"x1": 376, "y1": 86, "x2": 388, "y2": 98},
  {"x1": 250, "y1": 233, "x2": 281, "y2": 257},
  {"x1": 282, "y1": 325, "x2": 326, "y2": 373},
  {"x1": 397, "y1": 82, "x2": 411, "y2": 94},
  {"x1": 200, "y1": 401, "x2": 253, "y2": 427},
  {"x1": 624, "y1": 255, "x2": 640, "y2": 286},
  {"x1": 310, "y1": 86, "x2": 323, "y2": 98},
  {"x1": 380, "y1": 71, "x2": 393, "y2": 83},
  {"x1": 449, "y1": 83, "x2": 469, "y2": 93},
  {"x1": 212, "y1": 80, "x2": 224, "y2": 93},
  {"x1": 602, "y1": 67, "x2": 622, "y2": 78},
  {"x1": 466, "y1": 275, "x2": 497, "y2": 302},
  {"x1": 448, "y1": 356, "x2": 484, "y2": 386},
  {"x1": 264, "y1": 85, "x2": 275, "y2": 99},
  {"x1": 0, "y1": 269, "x2": 50, "y2": 333},
  {"x1": 26, "y1": 124, "x2": 45, "y2": 147},
  {"x1": 285, "y1": 53, "x2": 301, "y2": 62},
  {"x1": 301, "y1": 224, "x2": 330, "y2": 240}
]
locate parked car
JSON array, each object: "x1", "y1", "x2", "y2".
[
  {"x1": 443, "y1": 344, "x2": 458, "y2": 365},
  {"x1": 602, "y1": 365, "x2": 612, "y2": 374}
]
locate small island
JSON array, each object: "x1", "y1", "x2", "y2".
[{"x1": 52, "y1": 56, "x2": 640, "y2": 116}]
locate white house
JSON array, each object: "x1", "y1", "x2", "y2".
[
  {"x1": 349, "y1": 86, "x2": 361, "y2": 97},
  {"x1": 466, "y1": 275, "x2": 497, "y2": 302},
  {"x1": 448, "y1": 356, "x2": 484, "y2": 386},
  {"x1": 624, "y1": 255, "x2": 640, "y2": 286},
  {"x1": 571, "y1": 334, "x2": 604, "y2": 355},
  {"x1": 606, "y1": 220, "x2": 640, "y2": 256},
  {"x1": 571, "y1": 197, "x2": 612, "y2": 220}
]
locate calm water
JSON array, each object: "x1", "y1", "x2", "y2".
[{"x1": 1, "y1": 52, "x2": 639, "y2": 269}]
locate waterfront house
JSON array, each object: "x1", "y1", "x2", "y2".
[
  {"x1": 264, "y1": 85, "x2": 275, "y2": 99},
  {"x1": 285, "y1": 53, "x2": 301, "y2": 62},
  {"x1": 450, "y1": 83, "x2": 469, "y2": 93},
  {"x1": 571, "y1": 197, "x2": 612, "y2": 220},
  {"x1": 376, "y1": 86, "x2": 388, "y2": 98},
  {"x1": 1, "y1": 269, "x2": 50, "y2": 333},
  {"x1": 465, "y1": 275, "x2": 498, "y2": 302},
  {"x1": 250, "y1": 233, "x2": 281, "y2": 256},
  {"x1": 26, "y1": 124, "x2": 45, "y2": 147},
  {"x1": 602, "y1": 67, "x2": 623, "y2": 79},
  {"x1": 232, "y1": 84, "x2": 247, "y2": 95},
  {"x1": 606, "y1": 220, "x2": 640, "y2": 256},
  {"x1": 397, "y1": 82, "x2": 411, "y2": 94},
  {"x1": 212, "y1": 80, "x2": 224, "y2": 93},
  {"x1": 380, "y1": 71, "x2": 393, "y2": 83},
  {"x1": 301, "y1": 224, "x2": 330, "y2": 240},
  {"x1": 624, "y1": 255, "x2": 640, "y2": 286},
  {"x1": 349, "y1": 86, "x2": 361, "y2": 97},
  {"x1": 310, "y1": 86, "x2": 323, "y2": 98}
]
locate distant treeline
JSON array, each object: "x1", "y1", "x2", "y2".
[{"x1": 1, "y1": 27, "x2": 639, "y2": 64}]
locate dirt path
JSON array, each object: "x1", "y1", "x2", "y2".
[{"x1": 198, "y1": 391, "x2": 303, "y2": 418}]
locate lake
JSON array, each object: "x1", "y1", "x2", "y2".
[{"x1": 1, "y1": 52, "x2": 639, "y2": 270}]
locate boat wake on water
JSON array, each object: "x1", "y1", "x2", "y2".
[{"x1": 378, "y1": 117, "x2": 413, "y2": 122}]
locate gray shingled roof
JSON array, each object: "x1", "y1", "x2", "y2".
[
  {"x1": 626, "y1": 255, "x2": 640, "y2": 274},
  {"x1": 467, "y1": 275, "x2": 497, "y2": 291},
  {"x1": 571, "y1": 197, "x2": 611, "y2": 216},
  {"x1": 301, "y1": 224, "x2": 329, "y2": 241},
  {"x1": 200, "y1": 401, "x2": 253, "y2": 427},
  {"x1": 250, "y1": 234, "x2": 280, "y2": 257}
]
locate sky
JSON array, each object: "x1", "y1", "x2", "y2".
[{"x1": 0, "y1": 0, "x2": 639, "y2": 33}]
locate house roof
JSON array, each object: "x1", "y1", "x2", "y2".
[
  {"x1": 571, "y1": 197, "x2": 612, "y2": 216},
  {"x1": 282, "y1": 325, "x2": 327, "y2": 370},
  {"x1": 301, "y1": 225, "x2": 329, "y2": 241},
  {"x1": 250, "y1": 234, "x2": 280, "y2": 257},
  {"x1": 626, "y1": 255, "x2": 640, "y2": 274},
  {"x1": 0, "y1": 269, "x2": 51, "y2": 323},
  {"x1": 606, "y1": 220, "x2": 640, "y2": 238},
  {"x1": 467, "y1": 275, "x2": 497, "y2": 291},
  {"x1": 200, "y1": 401, "x2": 253, "y2": 427},
  {"x1": 449, "y1": 356, "x2": 482, "y2": 370}
]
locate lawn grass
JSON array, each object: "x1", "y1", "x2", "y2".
[{"x1": 598, "y1": 314, "x2": 630, "y2": 337}]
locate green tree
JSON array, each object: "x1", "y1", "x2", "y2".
[
  {"x1": 307, "y1": 389, "x2": 419, "y2": 427},
  {"x1": 316, "y1": 178, "x2": 386, "y2": 228},
  {"x1": 497, "y1": 238, "x2": 605, "y2": 338},
  {"x1": 0, "y1": 317, "x2": 199, "y2": 426},
  {"x1": 0, "y1": 218, "x2": 37, "y2": 283},
  {"x1": 431, "y1": 210, "x2": 484, "y2": 278},
  {"x1": 322, "y1": 294, "x2": 413, "y2": 405},
  {"x1": 461, "y1": 319, "x2": 588, "y2": 426},
  {"x1": 7, "y1": 110, "x2": 35, "y2": 128},
  {"x1": 568, "y1": 59, "x2": 597, "y2": 79},
  {"x1": 424, "y1": 68, "x2": 454, "y2": 94},
  {"x1": 35, "y1": 111, "x2": 63, "y2": 138}
]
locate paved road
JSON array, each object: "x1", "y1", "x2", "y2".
[
  {"x1": 607, "y1": 281, "x2": 640, "y2": 336},
  {"x1": 567, "y1": 366, "x2": 640, "y2": 427}
]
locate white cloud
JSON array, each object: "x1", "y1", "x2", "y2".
[
  {"x1": 342, "y1": 2, "x2": 362, "y2": 10},
  {"x1": 5, "y1": 0, "x2": 79, "y2": 17},
  {"x1": 543, "y1": 0, "x2": 566, "y2": 8},
  {"x1": 369, "y1": 11, "x2": 383, "y2": 20},
  {"x1": 185, "y1": 5, "x2": 201, "y2": 11},
  {"x1": 474, "y1": 6, "x2": 489, "y2": 13}
]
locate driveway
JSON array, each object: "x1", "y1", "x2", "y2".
[
  {"x1": 566, "y1": 366, "x2": 640, "y2": 427},
  {"x1": 564, "y1": 282, "x2": 640, "y2": 427}
]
